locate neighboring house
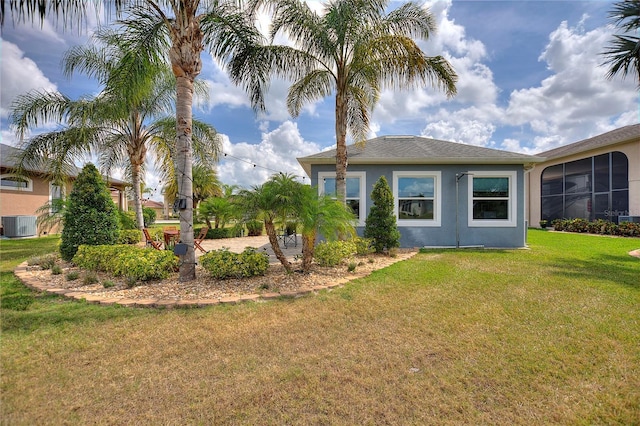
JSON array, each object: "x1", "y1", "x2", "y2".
[
  {"x1": 527, "y1": 124, "x2": 640, "y2": 227},
  {"x1": 298, "y1": 136, "x2": 544, "y2": 248},
  {"x1": 140, "y1": 199, "x2": 165, "y2": 220},
  {"x1": 0, "y1": 143, "x2": 128, "y2": 237}
]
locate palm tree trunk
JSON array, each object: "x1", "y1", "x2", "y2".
[
  {"x1": 175, "y1": 74, "x2": 196, "y2": 281},
  {"x1": 169, "y1": 5, "x2": 203, "y2": 282},
  {"x1": 335, "y1": 89, "x2": 348, "y2": 205},
  {"x1": 301, "y1": 231, "x2": 316, "y2": 272},
  {"x1": 131, "y1": 163, "x2": 145, "y2": 230},
  {"x1": 265, "y1": 220, "x2": 292, "y2": 273}
]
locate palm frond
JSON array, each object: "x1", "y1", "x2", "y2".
[{"x1": 286, "y1": 69, "x2": 334, "y2": 117}]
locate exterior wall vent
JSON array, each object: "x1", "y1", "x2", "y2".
[{"x1": 1, "y1": 215, "x2": 37, "y2": 237}]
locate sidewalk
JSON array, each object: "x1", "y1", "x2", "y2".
[{"x1": 197, "y1": 235, "x2": 302, "y2": 264}]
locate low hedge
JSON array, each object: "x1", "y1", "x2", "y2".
[
  {"x1": 73, "y1": 244, "x2": 179, "y2": 281},
  {"x1": 199, "y1": 247, "x2": 269, "y2": 279},
  {"x1": 118, "y1": 229, "x2": 142, "y2": 245},
  {"x1": 550, "y1": 218, "x2": 640, "y2": 237}
]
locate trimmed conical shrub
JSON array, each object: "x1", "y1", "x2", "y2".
[
  {"x1": 60, "y1": 164, "x2": 119, "y2": 261},
  {"x1": 364, "y1": 175, "x2": 400, "y2": 253}
]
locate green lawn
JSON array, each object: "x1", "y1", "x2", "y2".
[{"x1": 1, "y1": 230, "x2": 639, "y2": 424}]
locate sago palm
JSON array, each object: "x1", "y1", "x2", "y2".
[{"x1": 256, "y1": 0, "x2": 457, "y2": 204}]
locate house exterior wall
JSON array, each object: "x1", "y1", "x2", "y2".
[
  {"x1": 527, "y1": 139, "x2": 640, "y2": 227},
  {"x1": 1, "y1": 168, "x2": 128, "y2": 236},
  {"x1": 311, "y1": 163, "x2": 528, "y2": 248}
]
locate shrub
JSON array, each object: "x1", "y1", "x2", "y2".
[
  {"x1": 83, "y1": 272, "x2": 99, "y2": 285},
  {"x1": 73, "y1": 244, "x2": 179, "y2": 281},
  {"x1": 548, "y1": 218, "x2": 640, "y2": 238},
  {"x1": 27, "y1": 253, "x2": 58, "y2": 270},
  {"x1": 200, "y1": 247, "x2": 269, "y2": 279},
  {"x1": 118, "y1": 210, "x2": 138, "y2": 230},
  {"x1": 143, "y1": 207, "x2": 156, "y2": 228},
  {"x1": 246, "y1": 220, "x2": 263, "y2": 236},
  {"x1": 364, "y1": 176, "x2": 400, "y2": 253},
  {"x1": 66, "y1": 271, "x2": 80, "y2": 281},
  {"x1": 353, "y1": 237, "x2": 374, "y2": 255},
  {"x1": 314, "y1": 240, "x2": 357, "y2": 267},
  {"x1": 60, "y1": 164, "x2": 120, "y2": 261},
  {"x1": 51, "y1": 265, "x2": 62, "y2": 275},
  {"x1": 205, "y1": 227, "x2": 231, "y2": 239},
  {"x1": 118, "y1": 229, "x2": 142, "y2": 245},
  {"x1": 103, "y1": 280, "x2": 115, "y2": 288}
]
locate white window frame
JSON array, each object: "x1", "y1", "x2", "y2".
[
  {"x1": 0, "y1": 174, "x2": 33, "y2": 191},
  {"x1": 318, "y1": 171, "x2": 366, "y2": 226},
  {"x1": 468, "y1": 171, "x2": 517, "y2": 227},
  {"x1": 393, "y1": 171, "x2": 441, "y2": 227}
]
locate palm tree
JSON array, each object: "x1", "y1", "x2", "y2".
[
  {"x1": 3, "y1": 1, "x2": 272, "y2": 282},
  {"x1": 256, "y1": 0, "x2": 457, "y2": 204},
  {"x1": 293, "y1": 184, "x2": 356, "y2": 272},
  {"x1": 10, "y1": 26, "x2": 220, "y2": 231},
  {"x1": 602, "y1": 0, "x2": 640, "y2": 85},
  {"x1": 163, "y1": 163, "x2": 223, "y2": 211},
  {"x1": 237, "y1": 174, "x2": 301, "y2": 272}
]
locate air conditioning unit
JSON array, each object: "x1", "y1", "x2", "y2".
[
  {"x1": 619, "y1": 216, "x2": 640, "y2": 224},
  {"x1": 1, "y1": 216, "x2": 37, "y2": 238}
]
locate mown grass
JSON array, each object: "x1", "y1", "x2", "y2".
[{"x1": 1, "y1": 230, "x2": 639, "y2": 424}]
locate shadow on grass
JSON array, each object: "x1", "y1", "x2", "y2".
[{"x1": 546, "y1": 254, "x2": 640, "y2": 290}]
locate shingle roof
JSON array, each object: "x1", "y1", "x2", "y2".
[
  {"x1": 536, "y1": 123, "x2": 640, "y2": 161},
  {"x1": 1, "y1": 143, "x2": 127, "y2": 186},
  {"x1": 297, "y1": 135, "x2": 544, "y2": 175}
]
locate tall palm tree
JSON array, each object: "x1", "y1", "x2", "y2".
[
  {"x1": 3, "y1": 1, "x2": 271, "y2": 282},
  {"x1": 256, "y1": 0, "x2": 457, "y2": 204},
  {"x1": 10, "y1": 26, "x2": 220, "y2": 231},
  {"x1": 603, "y1": 0, "x2": 640, "y2": 85}
]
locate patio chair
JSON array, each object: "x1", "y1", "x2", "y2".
[
  {"x1": 194, "y1": 226, "x2": 209, "y2": 253},
  {"x1": 143, "y1": 228, "x2": 163, "y2": 250}
]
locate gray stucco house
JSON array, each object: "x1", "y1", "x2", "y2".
[{"x1": 298, "y1": 136, "x2": 544, "y2": 248}]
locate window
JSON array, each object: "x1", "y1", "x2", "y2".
[
  {"x1": 0, "y1": 174, "x2": 33, "y2": 191},
  {"x1": 468, "y1": 171, "x2": 516, "y2": 227},
  {"x1": 393, "y1": 171, "x2": 441, "y2": 226},
  {"x1": 50, "y1": 183, "x2": 64, "y2": 214},
  {"x1": 318, "y1": 171, "x2": 366, "y2": 225},
  {"x1": 540, "y1": 152, "x2": 629, "y2": 222}
]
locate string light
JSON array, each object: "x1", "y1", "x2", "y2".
[{"x1": 220, "y1": 151, "x2": 307, "y2": 181}]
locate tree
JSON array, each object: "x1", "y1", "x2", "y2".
[
  {"x1": 364, "y1": 175, "x2": 400, "y2": 253},
  {"x1": 10, "y1": 25, "x2": 220, "y2": 232},
  {"x1": 3, "y1": 1, "x2": 272, "y2": 282},
  {"x1": 237, "y1": 174, "x2": 300, "y2": 272},
  {"x1": 258, "y1": 0, "x2": 457, "y2": 204},
  {"x1": 163, "y1": 164, "x2": 222, "y2": 210},
  {"x1": 602, "y1": 0, "x2": 640, "y2": 85},
  {"x1": 294, "y1": 184, "x2": 356, "y2": 272},
  {"x1": 60, "y1": 164, "x2": 120, "y2": 261}
]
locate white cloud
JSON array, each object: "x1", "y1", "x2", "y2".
[
  {"x1": 422, "y1": 117, "x2": 496, "y2": 147},
  {"x1": 0, "y1": 40, "x2": 58, "y2": 119},
  {"x1": 504, "y1": 17, "x2": 637, "y2": 148},
  {"x1": 217, "y1": 121, "x2": 321, "y2": 188}
]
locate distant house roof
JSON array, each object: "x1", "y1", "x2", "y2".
[
  {"x1": 141, "y1": 199, "x2": 164, "y2": 209},
  {"x1": 0, "y1": 143, "x2": 127, "y2": 187},
  {"x1": 536, "y1": 124, "x2": 640, "y2": 161},
  {"x1": 297, "y1": 135, "x2": 544, "y2": 176}
]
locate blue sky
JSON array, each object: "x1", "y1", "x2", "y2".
[{"x1": 1, "y1": 0, "x2": 637, "y2": 201}]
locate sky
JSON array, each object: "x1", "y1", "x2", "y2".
[{"x1": 1, "y1": 0, "x2": 637, "y2": 202}]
